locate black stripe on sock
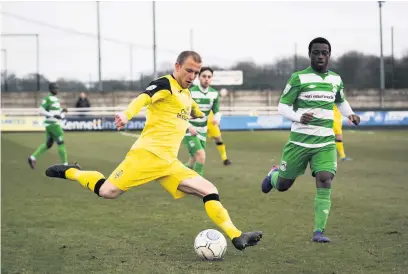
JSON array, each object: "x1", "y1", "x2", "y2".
[
  {"x1": 203, "y1": 193, "x2": 220, "y2": 203},
  {"x1": 335, "y1": 140, "x2": 342, "y2": 142},
  {"x1": 215, "y1": 141, "x2": 224, "y2": 146},
  {"x1": 94, "y1": 179, "x2": 105, "y2": 196}
]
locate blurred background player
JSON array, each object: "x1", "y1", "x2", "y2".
[
  {"x1": 207, "y1": 111, "x2": 231, "y2": 165},
  {"x1": 261, "y1": 37, "x2": 360, "y2": 243},
  {"x1": 333, "y1": 105, "x2": 352, "y2": 161},
  {"x1": 45, "y1": 51, "x2": 262, "y2": 251},
  {"x1": 205, "y1": 79, "x2": 231, "y2": 165},
  {"x1": 183, "y1": 67, "x2": 221, "y2": 176},
  {"x1": 28, "y1": 82, "x2": 68, "y2": 169}
]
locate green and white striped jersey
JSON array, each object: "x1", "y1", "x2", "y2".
[
  {"x1": 186, "y1": 85, "x2": 220, "y2": 141},
  {"x1": 40, "y1": 93, "x2": 63, "y2": 126},
  {"x1": 280, "y1": 67, "x2": 345, "y2": 148}
]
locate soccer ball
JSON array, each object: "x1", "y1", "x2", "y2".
[{"x1": 194, "y1": 229, "x2": 227, "y2": 261}]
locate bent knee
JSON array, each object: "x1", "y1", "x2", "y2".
[
  {"x1": 98, "y1": 181, "x2": 122, "y2": 199},
  {"x1": 276, "y1": 178, "x2": 295, "y2": 192},
  {"x1": 179, "y1": 176, "x2": 218, "y2": 198},
  {"x1": 194, "y1": 177, "x2": 218, "y2": 196},
  {"x1": 46, "y1": 139, "x2": 54, "y2": 149},
  {"x1": 316, "y1": 172, "x2": 333, "y2": 184},
  {"x1": 277, "y1": 186, "x2": 290, "y2": 192},
  {"x1": 203, "y1": 180, "x2": 218, "y2": 195},
  {"x1": 99, "y1": 188, "x2": 121, "y2": 199}
]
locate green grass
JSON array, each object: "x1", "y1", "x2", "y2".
[{"x1": 2, "y1": 130, "x2": 408, "y2": 274}]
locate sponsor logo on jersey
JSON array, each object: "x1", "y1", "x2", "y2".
[
  {"x1": 303, "y1": 94, "x2": 335, "y2": 100},
  {"x1": 177, "y1": 108, "x2": 190, "y2": 121},
  {"x1": 280, "y1": 161, "x2": 287, "y2": 171},
  {"x1": 114, "y1": 170, "x2": 123, "y2": 179}
]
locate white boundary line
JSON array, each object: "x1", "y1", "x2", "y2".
[
  {"x1": 348, "y1": 130, "x2": 375, "y2": 134},
  {"x1": 119, "y1": 131, "x2": 141, "y2": 138}
]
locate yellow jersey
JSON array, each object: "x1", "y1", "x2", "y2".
[{"x1": 128, "y1": 75, "x2": 203, "y2": 162}]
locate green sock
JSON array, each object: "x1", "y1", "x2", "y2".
[
  {"x1": 270, "y1": 171, "x2": 279, "y2": 188},
  {"x1": 57, "y1": 144, "x2": 68, "y2": 164},
  {"x1": 32, "y1": 143, "x2": 48, "y2": 159},
  {"x1": 193, "y1": 162, "x2": 204, "y2": 176},
  {"x1": 314, "y1": 188, "x2": 332, "y2": 232}
]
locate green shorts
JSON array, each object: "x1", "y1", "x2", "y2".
[
  {"x1": 278, "y1": 142, "x2": 337, "y2": 179},
  {"x1": 45, "y1": 123, "x2": 64, "y2": 144},
  {"x1": 183, "y1": 136, "x2": 206, "y2": 156}
]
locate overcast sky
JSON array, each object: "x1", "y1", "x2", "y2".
[{"x1": 1, "y1": 1, "x2": 408, "y2": 82}]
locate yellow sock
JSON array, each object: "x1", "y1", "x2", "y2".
[
  {"x1": 204, "y1": 199, "x2": 242, "y2": 239},
  {"x1": 335, "y1": 141, "x2": 346, "y2": 159},
  {"x1": 66, "y1": 168, "x2": 105, "y2": 191},
  {"x1": 216, "y1": 143, "x2": 228, "y2": 161}
]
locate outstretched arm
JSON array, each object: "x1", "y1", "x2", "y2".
[
  {"x1": 116, "y1": 78, "x2": 172, "y2": 130},
  {"x1": 123, "y1": 93, "x2": 152, "y2": 121},
  {"x1": 123, "y1": 90, "x2": 170, "y2": 120}
]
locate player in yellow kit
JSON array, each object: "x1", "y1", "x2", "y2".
[
  {"x1": 44, "y1": 51, "x2": 262, "y2": 251},
  {"x1": 207, "y1": 111, "x2": 232, "y2": 165},
  {"x1": 333, "y1": 105, "x2": 351, "y2": 161}
]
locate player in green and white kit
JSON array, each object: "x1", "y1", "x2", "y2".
[
  {"x1": 261, "y1": 38, "x2": 361, "y2": 242},
  {"x1": 28, "y1": 83, "x2": 68, "y2": 169},
  {"x1": 183, "y1": 67, "x2": 221, "y2": 176}
]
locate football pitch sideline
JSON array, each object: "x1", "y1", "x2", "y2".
[{"x1": 2, "y1": 130, "x2": 408, "y2": 274}]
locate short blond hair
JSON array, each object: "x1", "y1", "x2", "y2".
[{"x1": 176, "y1": 51, "x2": 202, "y2": 65}]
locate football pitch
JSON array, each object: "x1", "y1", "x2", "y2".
[{"x1": 2, "y1": 130, "x2": 408, "y2": 274}]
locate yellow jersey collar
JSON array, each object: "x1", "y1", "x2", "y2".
[{"x1": 170, "y1": 74, "x2": 184, "y2": 91}]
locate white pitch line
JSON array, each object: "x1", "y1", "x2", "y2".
[
  {"x1": 348, "y1": 130, "x2": 375, "y2": 134},
  {"x1": 119, "y1": 131, "x2": 141, "y2": 138}
]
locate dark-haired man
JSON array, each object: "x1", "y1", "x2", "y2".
[
  {"x1": 183, "y1": 66, "x2": 222, "y2": 176},
  {"x1": 261, "y1": 38, "x2": 360, "y2": 243},
  {"x1": 28, "y1": 82, "x2": 68, "y2": 169}
]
